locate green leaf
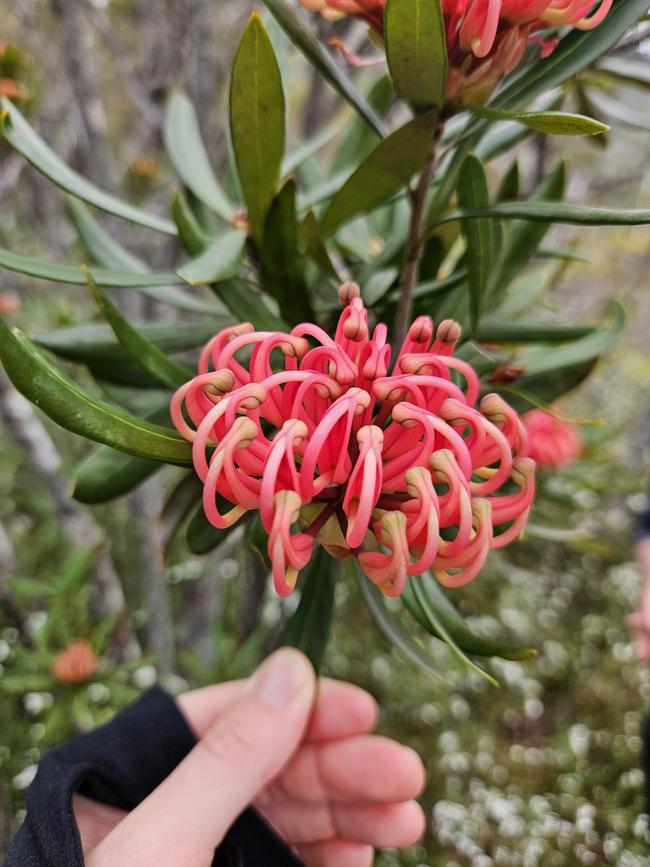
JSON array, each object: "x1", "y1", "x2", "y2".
[
  {"x1": 496, "y1": 160, "x2": 520, "y2": 202},
  {"x1": 279, "y1": 548, "x2": 335, "y2": 673},
  {"x1": 262, "y1": 0, "x2": 386, "y2": 137},
  {"x1": 230, "y1": 13, "x2": 285, "y2": 242},
  {"x1": 34, "y1": 321, "x2": 219, "y2": 367},
  {"x1": 598, "y1": 55, "x2": 650, "y2": 88},
  {"x1": 355, "y1": 564, "x2": 447, "y2": 682},
  {"x1": 497, "y1": 303, "x2": 625, "y2": 408},
  {"x1": 385, "y1": 0, "x2": 446, "y2": 111},
  {"x1": 489, "y1": 161, "x2": 565, "y2": 297},
  {"x1": 299, "y1": 209, "x2": 341, "y2": 280},
  {"x1": 86, "y1": 269, "x2": 192, "y2": 390},
  {"x1": 438, "y1": 200, "x2": 650, "y2": 227},
  {"x1": 331, "y1": 76, "x2": 392, "y2": 174},
  {"x1": 163, "y1": 90, "x2": 235, "y2": 222},
  {"x1": 362, "y1": 267, "x2": 399, "y2": 305},
  {"x1": 247, "y1": 513, "x2": 272, "y2": 570},
  {"x1": 516, "y1": 301, "x2": 625, "y2": 376},
  {"x1": 186, "y1": 502, "x2": 236, "y2": 555},
  {"x1": 321, "y1": 111, "x2": 438, "y2": 237},
  {"x1": 0, "y1": 247, "x2": 183, "y2": 289},
  {"x1": 260, "y1": 180, "x2": 313, "y2": 324},
  {"x1": 0, "y1": 320, "x2": 192, "y2": 465},
  {"x1": 493, "y1": 0, "x2": 650, "y2": 110},
  {"x1": 282, "y1": 116, "x2": 345, "y2": 174},
  {"x1": 405, "y1": 578, "x2": 496, "y2": 684},
  {"x1": 177, "y1": 230, "x2": 246, "y2": 285},
  {"x1": 404, "y1": 572, "x2": 537, "y2": 661},
  {"x1": 476, "y1": 320, "x2": 593, "y2": 343},
  {"x1": 457, "y1": 154, "x2": 494, "y2": 333},
  {"x1": 473, "y1": 106, "x2": 608, "y2": 136},
  {"x1": 67, "y1": 197, "x2": 223, "y2": 315},
  {"x1": 73, "y1": 448, "x2": 161, "y2": 504},
  {"x1": 171, "y1": 190, "x2": 213, "y2": 256},
  {"x1": 0, "y1": 97, "x2": 176, "y2": 236},
  {"x1": 212, "y1": 277, "x2": 288, "y2": 331}
]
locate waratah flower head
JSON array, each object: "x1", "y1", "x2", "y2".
[
  {"x1": 523, "y1": 408, "x2": 583, "y2": 467},
  {"x1": 299, "y1": 0, "x2": 612, "y2": 105},
  {"x1": 171, "y1": 284, "x2": 535, "y2": 598}
]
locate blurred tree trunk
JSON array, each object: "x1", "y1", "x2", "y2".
[{"x1": 48, "y1": 0, "x2": 116, "y2": 184}]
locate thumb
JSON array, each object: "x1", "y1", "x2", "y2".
[{"x1": 89, "y1": 648, "x2": 315, "y2": 867}]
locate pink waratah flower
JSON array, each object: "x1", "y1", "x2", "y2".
[
  {"x1": 299, "y1": 0, "x2": 612, "y2": 105},
  {"x1": 523, "y1": 408, "x2": 583, "y2": 467},
  {"x1": 171, "y1": 283, "x2": 535, "y2": 598}
]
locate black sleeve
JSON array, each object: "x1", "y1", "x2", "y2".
[
  {"x1": 639, "y1": 495, "x2": 650, "y2": 541},
  {"x1": 3, "y1": 686, "x2": 304, "y2": 867}
]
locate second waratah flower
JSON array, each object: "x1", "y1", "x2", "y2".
[
  {"x1": 299, "y1": 0, "x2": 612, "y2": 105},
  {"x1": 171, "y1": 284, "x2": 535, "y2": 598}
]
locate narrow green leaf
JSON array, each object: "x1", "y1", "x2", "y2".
[
  {"x1": 0, "y1": 247, "x2": 183, "y2": 288},
  {"x1": 171, "y1": 190, "x2": 213, "y2": 256},
  {"x1": 497, "y1": 303, "x2": 625, "y2": 409},
  {"x1": 0, "y1": 97, "x2": 176, "y2": 236},
  {"x1": 535, "y1": 247, "x2": 590, "y2": 264},
  {"x1": 260, "y1": 180, "x2": 313, "y2": 324},
  {"x1": 73, "y1": 448, "x2": 161, "y2": 504},
  {"x1": 163, "y1": 90, "x2": 235, "y2": 221},
  {"x1": 0, "y1": 320, "x2": 192, "y2": 465},
  {"x1": 598, "y1": 55, "x2": 650, "y2": 88},
  {"x1": 331, "y1": 76, "x2": 392, "y2": 174},
  {"x1": 212, "y1": 277, "x2": 288, "y2": 331},
  {"x1": 86, "y1": 269, "x2": 192, "y2": 390},
  {"x1": 35, "y1": 321, "x2": 218, "y2": 366},
  {"x1": 321, "y1": 111, "x2": 437, "y2": 237},
  {"x1": 280, "y1": 548, "x2": 335, "y2": 673},
  {"x1": 473, "y1": 105, "x2": 608, "y2": 136},
  {"x1": 362, "y1": 267, "x2": 399, "y2": 305},
  {"x1": 406, "y1": 578, "x2": 497, "y2": 684},
  {"x1": 355, "y1": 564, "x2": 447, "y2": 682},
  {"x1": 517, "y1": 301, "x2": 625, "y2": 376},
  {"x1": 262, "y1": 0, "x2": 386, "y2": 137},
  {"x1": 439, "y1": 201, "x2": 650, "y2": 227},
  {"x1": 177, "y1": 230, "x2": 246, "y2": 285},
  {"x1": 247, "y1": 513, "x2": 272, "y2": 570},
  {"x1": 385, "y1": 0, "x2": 446, "y2": 110},
  {"x1": 496, "y1": 160, "x2": 520, "y2": 203},
  {"x1": 186, "y1": 502, "x2": 236, "y2": 555},
  {"x1": 489, "y1": 161, "x2": 565, "y2": 297},
  {"x1": 299, "y1": 209, "x2": 341, "y2": 280},
  {"x1": 476, "y1": 320, "x2": 593, "y2": 343},
  {"x1": 67, "y1": 197, "x2": 223, "y2": 315},
  {"x1": 405, "y1": 573, "x2": 535, "y2": 661},
  {"x1": 282, "y1": 116, "x2": 345, "y2": 174},
  {"x1": 457, "y1": 154, "x2": 494, "y2": 333},
  {"x1": 230, "y1": 13, "x2": 285, "y2": 242}
]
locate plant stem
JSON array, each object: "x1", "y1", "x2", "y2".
[{"x1": 393, "y1": 143, "x2": 438, "y2": 349}]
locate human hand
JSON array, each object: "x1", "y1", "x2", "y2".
[
  {"x1": 628, "y1": 539, "x2": 650, "y2": 661},
  {"x1": 74, "y1": 649, "x2": 425, "y2": 867},
  {"x1": 628, "y1": 602, "x2": 650, "y2": 661}
]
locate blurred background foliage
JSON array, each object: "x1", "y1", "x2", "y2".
[{"x1": 0, "y1": 1, "x2": 649, "y2": 864}]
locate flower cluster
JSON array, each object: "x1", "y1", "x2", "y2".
[
  {"x1": 299, "y1": 0, "x2": 612, "y2": 104},
  {"x1": 171, "y1": 284, "x2": 535, "y2": 598},
  {"x1": 523, "y1": 408, "x2": 583, "y2": 467},
  {"x1": 51, "y1": 640, "x2": 98, "y2": 684}
]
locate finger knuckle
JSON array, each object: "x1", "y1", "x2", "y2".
[{"x1": 199, "y1": 722, "x2": 257, "y2": 775}]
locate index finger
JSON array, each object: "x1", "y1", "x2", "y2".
[{"x1": 178, "y1": 677, "x2": 378, "y2": 742}]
